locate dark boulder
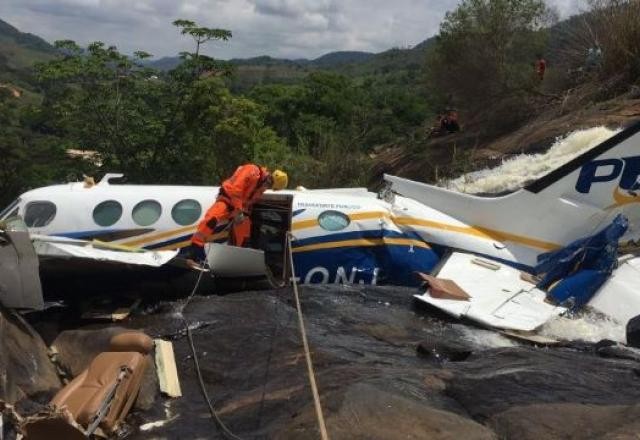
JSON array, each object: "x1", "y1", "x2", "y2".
[
  {"x1": 274, "y1": 383, "x2": 497, "y2": 440},
  {"x1": 0, "y1": 306, "x2": 61, "y2": 404},
  {"x1": 489, "y1": 403, "x2": 640, "y2": 439},
  {"x1": 597, "y1": 343, "x2": 640, "y2": 362},
  {"x1": 417, "y1": 336, "x2": 473, "y2": 362},
  {"x1": 626, "y1": 315, "x2": 640, "y2": 348}
]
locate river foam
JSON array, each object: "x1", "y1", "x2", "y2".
[
  {"x1": 445, "y1": 126, "x2": 620, "y2": 194},
  {"x1": 539, "y1": 310, "x2": 627, "y2": 343}
]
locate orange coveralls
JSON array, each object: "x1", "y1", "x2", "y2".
[{"x1": 192, "y1": 164, "x2": 270, "y2": 248}]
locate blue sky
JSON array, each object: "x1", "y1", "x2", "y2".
[{"x1": 3, "y1": 0, "x2": 585, "y2": 60}]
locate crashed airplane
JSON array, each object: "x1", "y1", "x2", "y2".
[{"x1": 1, "y1": 121, "x2": 639, "y2": 332}]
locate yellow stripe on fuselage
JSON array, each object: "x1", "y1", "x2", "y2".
[
  {"x1": 292, "y1": 237, "x2": 430, "y2": 253},
  {"x1": 394, "y1": 217, "x2": 559, "y2": 251},
  {"x1": 122, "y1": 225, "x2": 196, "y2": 247},
  {"x1": 292, "y1": 210, "x2": 560, "y2": 251}
]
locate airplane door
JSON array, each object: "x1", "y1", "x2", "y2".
[{"x1": 0, "y1": 225, "x2": 44, "y2": 310}]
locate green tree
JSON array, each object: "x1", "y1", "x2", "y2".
[
  {"x1": 0, "y1": 89, "x2": 82, "y2": 207},
  {"x1": 34, "y1": 21, "x2": 288, "y2": 186},
  {"x1": 427, "y1": 0, "x2": 556, "y2": 131}
]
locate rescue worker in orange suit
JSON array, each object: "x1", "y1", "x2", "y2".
[{"x1": 183, "y1": 164, "x2": 288, "y2": 263}]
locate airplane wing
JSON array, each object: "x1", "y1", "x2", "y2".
[{"x1": 32, "y1": 235, "x2": 178, "y2": 267}]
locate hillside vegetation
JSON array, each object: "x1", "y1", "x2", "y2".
[
  {"x1": 1, "y1": 0, "x2": 639, "y2": 207},
  {"x1": 0, "y1": 19, "x2": 55, "y2": 88}
]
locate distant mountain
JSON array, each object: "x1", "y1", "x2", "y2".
[
  {"x1": 147, "y1": 50, "x2": 376, "y2": 72},
  {"x1": 310, "y1": 51, "x2": 375, "y2": 67},
  {"x1": 0, "y1": 18, "x2": 55, "y2": 70},
  {"x1": 228, "y1": 55, "x2": 307, "y2": 67},
  {"x1": 144, "y1": 56, "x2": 182, "y2": 71}
]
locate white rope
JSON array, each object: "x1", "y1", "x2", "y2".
[{"x1": 286, "y1": 233, "x2": 330, "y2": 440}]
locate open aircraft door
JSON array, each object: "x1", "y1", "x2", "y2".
[
  {"x1": 0, "y1": 220, "x2": 44, "y2": 310},
  {"x1": 206, "y1": 193, "x2": 293, "y2": 287}
]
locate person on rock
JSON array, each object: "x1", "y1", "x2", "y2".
[{"x1": 535, "y1": 54, "x2": 547, "y2": 81}]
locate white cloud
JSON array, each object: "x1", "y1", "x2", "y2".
[{"x1": 2, "y1": 0, "x2": 584, "y2": 60}]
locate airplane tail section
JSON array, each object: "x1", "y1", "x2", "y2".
[
  {"x1": 525, "y1": 121, "x2": 640, "y2": 214},
  {"x1": 385, "y1": 120, "x2": 640, "y2": 257}
]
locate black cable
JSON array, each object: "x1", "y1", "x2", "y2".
[
  {"x1": 256, "y1": 295, "x2": 280, "y2": 430},
  {"x1": 186, "y1": 321, "x2": 243, "y2": 440},
  {"x1": 180, "y1": 251, "x2": 244, "y2": 440}
]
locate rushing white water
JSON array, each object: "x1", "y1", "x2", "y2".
[
  {"x1": 445, "y1": 126, "x2": 620, "y2": 194},
  {"x1": 539, "y1": 311, "x2": 627, "y2": 343},
  {"x1": 455, "y1": 324, "x2": 519, "y2": 348}
]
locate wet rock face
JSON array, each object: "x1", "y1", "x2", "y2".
[
  {"x1": 417, "y1": 336, "x2": 473, "y2": 362},
  {"x1": 490, "y1": 403, "x2": 640, "y2": 439},
  {"x1": 276, "y1": 383, "x2": 496, "y2": 440},
  {"x1": 118, "y1": 285, "x2": 640, "y2": 439},
  {"x1": 0, "y1": 306, "x2": 60, "y2": 404},
  {"x1": 444, "y1": 347, "x2": 640, "y2": 420}
]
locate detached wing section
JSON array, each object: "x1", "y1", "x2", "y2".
[
  {"x1": 32, "y1": 235, "x2": 178, "y2": 267},
  {"x1": 414, "y1": 252, "x2": 565, "y2": 332}
]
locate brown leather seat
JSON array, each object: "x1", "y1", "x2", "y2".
[{"x1": 23, "y1": 331, "x2": 154, "y2": 439}]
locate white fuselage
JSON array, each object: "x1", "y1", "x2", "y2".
[{"x1": 2, "y1": 176, "x2": 588, "y2": 286}]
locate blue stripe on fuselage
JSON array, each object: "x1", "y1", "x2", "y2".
[
  {"x1": 292, "y1": 244, "x2": 440, "y2": 286},
  {"x1": 291, "y1": 229, "x2": 426, "y2": 248},
  {"x1": 54, "y1": 229, "x2": 119, "y2": 239}
]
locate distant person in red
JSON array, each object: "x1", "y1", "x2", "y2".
[
  {"x1": 429, "y1": 109, "x2": 460, "y2": 137},
  {"x1": 535, "y1": 54, "x2": 547, "y2": 81},
  {"x1": 443, "y1": 109, "x2": 460, "y2": 133}
]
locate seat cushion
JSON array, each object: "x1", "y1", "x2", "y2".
[
  {"x1": 52, "y1": 351, "x2": 145, "y2": 427},
  {"x1": 109, "y1": 332, "x2": 154, "y2": 354}
]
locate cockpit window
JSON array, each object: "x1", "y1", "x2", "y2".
[
  {"x1": 132, "y1": 200, "x2": 162, "y2": 227},
  {"x1": 0, "y1": 198, "x2": 20, "y2": 220},
  {"x1": 171, "y1": 199, "x2": 202, "y2": 226},
  {"x1": 24, "y1": 201, "x2": 57, "y2": 228},
  {"x1": 318, "y1": 210, "x2": 350, "y2": 231},
  {"x1": 93, "y1": 200, "x2": 123, "y2": 227}
]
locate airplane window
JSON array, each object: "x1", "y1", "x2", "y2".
[
  {"x1": 93, "y1": 200, "x2": 123, "y2": 227},
  {"x1": 24, "y1": 201, "x2": 57, "y2": 228},
  {"x1": 318, "y1": 210, "x2": 350, "y2": 231},
  {"x1": 171, "y1": 199, "x2": 202, "y2": 226},
  {"x1": 132, "y1": 200, "x2": 162, "y2": 227}
]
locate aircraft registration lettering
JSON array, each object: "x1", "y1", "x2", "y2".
[
  {"x1": 302, "y1": 266, "x2": 380, "y2": 285},
  {"x1": 576, "y1": 155, "x2": 640, "y2": 193}
]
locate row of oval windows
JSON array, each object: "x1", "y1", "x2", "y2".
[
  {"x1": 24, "y1": 200, "x2": 353, "y2": 232},
  {"x1": 24, "y1": 199, "x2": 203, "y2": 228}
]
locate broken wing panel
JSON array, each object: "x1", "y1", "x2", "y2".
[
  {"x1": 33, "y1": 236, "x2": 178, "y2": 267},
  {"x1": 588, "y1": 255, "x2": 640, "y2": 325},
  {"x1": 414, "y1": 252, "x2": 565, "y2": 332}
]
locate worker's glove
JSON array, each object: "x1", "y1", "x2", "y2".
[{"x1": 182, "y1": 243, "x2": 206, "y2": 264}]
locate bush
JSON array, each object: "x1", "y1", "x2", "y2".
[
  {"x1": 589, "y1": 0, "x2": 640, "y2": 79},
  {"x1": 554, "y1": 0, "x2": 640, "y2": 83},
  {"x1": 427, "y1": 0, "x2": 555, "y2": 116}
]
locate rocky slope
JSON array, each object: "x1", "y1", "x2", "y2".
[
  {"x1": 372, "y1": 86, "x2": 640, "y2": 187},
  {"x1": 6, "y1": 284, "x2": 640, "y2": 439}
]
